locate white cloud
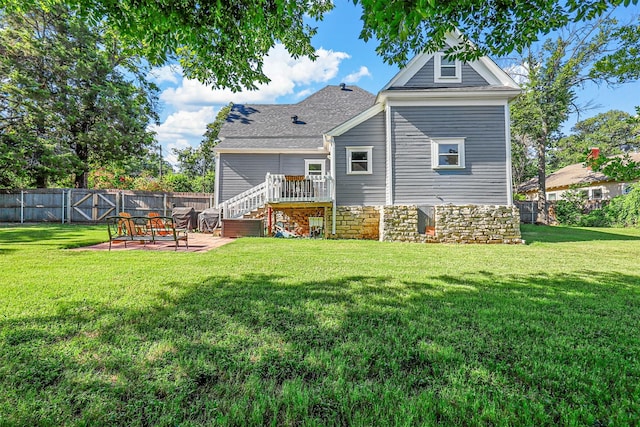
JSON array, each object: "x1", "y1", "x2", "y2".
[
  {"x1": 148, "y1": 107, "x2": 217, "y2": 163},
  {"x1": 343, "y1": 66, "x2": 371, "y2": 84},
  {"x1": 148, "y1": 65, "x2": 183, "y2": 84},
  {"x1": 294, "y1": 88, "x2": 315, "y2": 99},
  {"x1": 159, "y1": 44, "x2": 351, "y2": 110},
  {"x1": 152, "y1": 44, "x2": 352, "y2": 163}
]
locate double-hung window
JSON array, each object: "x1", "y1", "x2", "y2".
[
  {"x1": 346, "y1": 146, "x2": 373, "y2": 174},
  {"x1": 434, "y1": 52, "x2": 462, "y2": 83},
  {"x1": 431, "y1": 138, "x2": 465, "y2": 169},
  {"x1": 305, "y1": 159, "x2": 325, "y2": 176}
]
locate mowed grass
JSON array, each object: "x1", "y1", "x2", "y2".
[{"x1": 1, "y1": 224, "x2": 639, "y2": 426}]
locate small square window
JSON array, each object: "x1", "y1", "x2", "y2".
[
  {"x1": 547, "y1": 193, "x2": 557, "y2": 201},
  {"x1": 591, "y1": 188, "x2": 602, "y2": 200},
  {"x1": 305, "y1": 159, "x2": 325, "y2": 176},
  {"x1": 346, "y1": 146, "x2": 373, "y2": 175},
  {"x1": 431, "y1": 138, "x2": 465, "y2": 169},
  {"x1": 434, "y1": 52, "x2": 462, "y2": 83}
]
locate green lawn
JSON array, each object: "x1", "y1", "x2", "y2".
[{"x1": 1, "y1": 224, "x2": 639, "y2": 426}]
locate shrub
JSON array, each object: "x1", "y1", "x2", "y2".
[
  {"x1": 604, "y1": 184, "x2": 640, "y2": 227},
  {"x1": 554, "y1": 200, "x2": 582, "y2": 225},
  {"x1": 578, "y1": 208, "x2": 610, "y2": 227}
]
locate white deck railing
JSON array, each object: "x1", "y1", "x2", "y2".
[
  {"x1": 266, "y1": 174, "x2": 333, "y2": 203},
  {"x1": 221, "y1": 174, "x2": 334, "y2": 219},
  {"x1": 221, "y1": 181, "x2": 268, "y2": 219}
]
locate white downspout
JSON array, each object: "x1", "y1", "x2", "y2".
[
  {"x1": 385, "y1": 102, "x2": 393, "y2": 206},
  {"x1": 505, "y1": 101, "x2": 514, "y2": 206},
  {"x1": 214, "y1": 152, "x2": 221, "y2": 208},
  {"x1": 330, "y1": 136, "x2": 337, "y2": 235}
]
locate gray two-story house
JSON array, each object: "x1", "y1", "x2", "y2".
[{"x1": 214, "y1": 34, "x2": 523, "y2": 243}]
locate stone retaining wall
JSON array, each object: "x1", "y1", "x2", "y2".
[
  {"x1": 266, "y1": 204, "x2": 521, "y2": 244},
  {"x1": 381, "y1": 205, "x2": 522, "y2": 244},
  {"x1": 330, "y1": 206, "x2": 380, "y2": 240},
  {"x1": 435, "y1": 205, "x2": 522, "y2": 244}
]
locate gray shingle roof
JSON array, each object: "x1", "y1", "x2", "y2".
[{"x1": 216, "y1": 85, "x2": 375, "y2": 151}]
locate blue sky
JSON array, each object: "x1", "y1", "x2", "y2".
[{"x1": 147, "y1": 1, "x2": 640, "y2": 166}]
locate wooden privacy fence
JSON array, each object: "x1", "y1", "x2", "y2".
[
  {"x1": 514, "y1": 201, "x2": 538, "y2": 224},
  {"x1": 0, "y1": 189, "x2": 214, "y2": 223}
]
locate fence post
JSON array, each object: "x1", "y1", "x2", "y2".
[
  {"x1": 163, "y1": 193, "x2": 167, "y2": 216},
  {"x1": 20, "y1": 190, "x2": 24, "y2": 224},
  {"x1": 61, "y1": 190, "x2": 65, "y2": 224},
  {"x1": 67, "y1": 189, "x2": 72, "y2": 223},
  {"x1": 121, "y1": 192, "x2": 125, "y2": 214}
]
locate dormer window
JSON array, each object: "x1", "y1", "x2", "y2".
[{"x1": 434, "y1": 52, "x2": 462, "y2": 83}]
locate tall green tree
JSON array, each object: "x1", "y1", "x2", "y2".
[
  {"x1": 0, "y1": 5, "x2": 159, "y2": 188},
  {"x1": 510, "y1": 17, "x2": 640, "y2": 223},
  {"x1": 3, "y1": 0, "x2": 638, "y2": 88},
  {"x1": 551, "y1": 110, "x2": 640, "y2": 169}
]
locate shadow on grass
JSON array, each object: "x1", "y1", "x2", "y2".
[
  {"x1": 521, "y1": 224, "x2": 640, "y2": 244},
  {"x1": 1, "y1": 271, "x2": 640, "y2": 426}
]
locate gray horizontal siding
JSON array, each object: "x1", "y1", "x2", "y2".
[
  {"x1": 404, "y1": 58, "x2": 489, "y2": 88},
  {"x1": 334, "y1": 112, "x2": 386, "y2": 206},
  {"x1": 219, "y1": 153, "x2": 329, "y2": 202},
  {"x1": 391, "y1": 106, "x2": 508, "y2": 205}
]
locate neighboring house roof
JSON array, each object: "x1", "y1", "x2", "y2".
[
  {"x1": 216, "y1": 85, "x2": 375, "y2": 152},
  {"x1": 518, "y1": 152, "x2": 640, "y2": 193}
]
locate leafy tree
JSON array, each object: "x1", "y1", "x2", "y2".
[
  {"x1": 582, "y1": 107, "x2": 640, "y2": 181},
  {"x1": 0, "y1": 5, "x2": 159, "y2": 188},
  {"x1": 87, "y1": 149, "x2": 170, "y2": 190},
  {"x1": 587, "y1": 151, "x2": 640, "y2": 181},
  {"x1": 510, "y1": 17, "x2": 640, "y2": 223},
  {"x1": 511, "y1": 133, "x2": 537, "y2": 187},
  {"x1": 4, "y1": 0, "x2": 638, "y2": 88},
  {"x1": 172, "y1": 103, "x2": 232, "y2": 192},
  {"x1": 552, "y1": 110, "x2": 640, "y2": 169}
]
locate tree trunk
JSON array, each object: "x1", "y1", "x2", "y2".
[
  {"x1": 74, "y1": 171, "x2": 88, "y2": 188},
  {"x1": 535, "y1": 137, "x2": 548, "y2": 224}
]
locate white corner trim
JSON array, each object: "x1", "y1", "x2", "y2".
[
  {"x1": 326, "y1": 103, "x2": 384, "y2": 137},
  {"x1": 330, "y1": 137, "x2": 337, "y2": 235},
  {"x1": 385, "y1": 105, "x2": 393, "y2": 205},
  {"x1": 505, "y1": 104, "x2": 514, "y2": 206},
  {"x1": 214, "y1": 153, "x2": 221, "y2": 208}
]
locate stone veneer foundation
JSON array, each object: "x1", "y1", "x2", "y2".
[
  {"x1": 327, "y1": 204, "x2": 522, "y2": 244},
  {"x1": 329, "y1": 206, "x2": 380, "y2": 240}
]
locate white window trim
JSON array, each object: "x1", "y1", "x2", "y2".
[
  {"x1": 304, "y1": 159, "x2": 326, "y2": 176},
  {"x1": 590, "y1": 188, "x2": 603, "y2": 200},
  {"x1": 434, "y1": 52, "x2": 462, "y2": 83},
  {"x1": 346, "y1": 146, "x2": 373, "y2": 175},
  {"x1": 431, "y1": 138, "x2": 465, "y2": 169}
]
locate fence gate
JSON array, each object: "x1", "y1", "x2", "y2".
[{"x1": 69, "y1": 190, "x2": 118, "y2": 222}]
